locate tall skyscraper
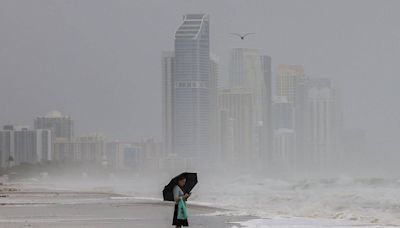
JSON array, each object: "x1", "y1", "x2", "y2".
[
  {"x1": 260, "y1": 55, "x2": 273, "y2": 164},
  {"x1": 293, "y1": 76, "x2": 308, "y2": 166},
  {"x1": 218, "y1": 88, "x2": 254, "y2": 165},
  {"x1": 172, "y1": 14, "x2": 211, "y2": 159},
  {"x1": 0, "y1": 125, "x2": 52, "y2": 168},
  {"x1": 272, "y1": 96, "x2": 297, "y2": 172},
  {"x1": 306, "y1": 83, "x2": 340, "y2": 170},
  {"x1": 290, "y1": 76, "x2": 342, "y2": 172},
  {"x1": 277, "y1": 64, "x2": 305, "y2": 104},
  {"x1": 209, "y1": 56, "x2": 219, "y2": 159},
  {"x1": 276, "y1": 64, "x2": 306, "y2": 171},
  {"x1": 162, "y1": 51, "x2": 218, "y2": 160},
  {"x1": 226, "y1": 48, "x2": 272, "y2": 168},
  {"x1": 229, "y1": 49, "x2": 265, "y2": 117},
  {"x1": 161, "y1": 51, "x2": 174, "y2": 156},
  {"x1": 272, "y1": 96, "x2": 295, "y2": 130},
  {"x1": 34, "y1": 110, "x2": 74, "y2": 140},
  {"x1": 273, "y1": 128, "x2": 297, "y2": 171}
]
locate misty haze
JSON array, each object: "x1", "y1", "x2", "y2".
[{"x1": 0, "y1": 0, "x2": 399, "y2": 227}]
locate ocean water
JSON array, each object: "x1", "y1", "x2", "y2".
[
  {"x1": 194, "y1": 175, "x2": 400, "y2": 226},
  {"x1": 18, "y1": 174, "x2": 400, "y2": 227},
  {"x1": 229, "y1": 217, "x2": 399, "y2": 228}
]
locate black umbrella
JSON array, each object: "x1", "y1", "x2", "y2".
[{"x1": 162, "y1": 172, "x2": 198, "y2": 202}]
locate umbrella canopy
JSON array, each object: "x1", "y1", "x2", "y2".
[{"x1": 162, "y1": 172, "x2": 198, "y2": 202}]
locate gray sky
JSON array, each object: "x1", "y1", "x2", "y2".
[{"x1": 0, "y1": 0, "x2": 399, "y2": 155}]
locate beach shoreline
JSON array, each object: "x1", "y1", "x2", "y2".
[
  {"x1": 0, "y1": 181, "x2": 252, "y2": 228},
  {"x1": 0, "y1": 181, "x2": 398, "y2": 228}
]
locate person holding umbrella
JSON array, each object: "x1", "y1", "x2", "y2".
[
  {"x1": 173, "y1": 176, "x2": 190, "y2": 227},
  {"x1": 163, "y1": 172, "x2": 198, "y2": 228}
]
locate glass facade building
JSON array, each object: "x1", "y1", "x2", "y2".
[{"x1": 172, "y1": 14, "x2": 211, "y2": 158}]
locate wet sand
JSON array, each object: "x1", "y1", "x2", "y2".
[
  {"x1": 0, "y1": 186, "x2": 247, "y2": 228},
  {"x1": 0, "y1": 183, "x2": 396, "y2": 228}
]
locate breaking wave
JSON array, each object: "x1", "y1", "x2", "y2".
[
  {"x1": 194, "y1": 175, "x2": 400, "y2": 226},
  {"x1": 19, "y1": 174, "x2": 400, "y2": 226}
]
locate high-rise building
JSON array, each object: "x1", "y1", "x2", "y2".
[
  {"x1": 218, "y1": 88, "x2": 254, "y2": 165},
  {"x1": 161, "y1": 52, "x2": 174, "y2": 156},
  {"x1": 277, "y1": 64, "x2": 305, "y2": 104},
  {"x1": 134, "y1": 138, "x2": 164, "y2": 169},
  {"x1": 273, "y1": 128, "x2": 297, "y2": 171},
  {"x1": 163, "y1": 51, "x2": 218, "y2": 160},
  {"x1": 272, "y1": 96, "x2": 295, "y2": 130},
  {"x1": 305, "y1": 82, "x2": 340, "y2": 170},
  {"x1": 0, "y1": 130, "x2": 13, "y2": 168},
  {"x1": 121, "y1": 145, "x2": 142, "y2": 170},
  {"x1": 75, "y1": 134, "x2": 106, "y2": 164},
  {"x1": 227, "y1": 48, "x2": 272, "y2": 168},
  {"x1": 105, "y1": 141, "x2": 124, "y2": 169},
  {"x1": 272, "y1": 96, "x2": 297, "y2": 172},
  {"x1": 292, "y1": 77, "x2": 343, "y2": 172},
  {"x1": 229, "y1": 49, "x2": 265, "y2": 122},
  {"x1": 209, "y1": 55, "x2": 219, "y2": 160},
  {"x1": 53, "y1": 138, "x2": 76, "y2": 161},
  {"x1": 260, "y1": 55, "x2": 273, "y2": 165},
  {"x1": 106, "y1": 141, "x2": 142, "y2": 170},
  {"x1": 34, "y1": 110, "x2": 73, "y2": 140},
  {"x1": 275, "y1": 65, "x2": 306, "y2": 171},
  {"x1": 0, "y1": 125, "x2": 52, "y2": 168},
  {"x1": 293, "y1": 76, "x2": 308, "y2": 165},
  {"x1": 171, "y1": 14, "x2": 211, "y2": 158},
  {"x1": 218, "y1": 109, "x2": 234, "y2": 162}
]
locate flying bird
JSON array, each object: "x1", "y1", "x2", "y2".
[{"x1": 230, "y1": 33, "x2": 256, "y2": 40}]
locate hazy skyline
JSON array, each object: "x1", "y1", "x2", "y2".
[{"x1": 1, "y1": 0, "x2": 399, "y2": 159}]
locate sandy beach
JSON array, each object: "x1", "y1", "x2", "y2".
[
  {"x1": 0, "y1": 183, "x2": 247, "y2": 228},
  {"x1": 0, "y1": 179, "x2": 398, "y2": 228}
]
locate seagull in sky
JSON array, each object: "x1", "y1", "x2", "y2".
[{"x1": 230, "y1": 32, "x2": 256, "y2": 40}]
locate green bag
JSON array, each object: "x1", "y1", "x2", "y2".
[{"x1": 177, "y1": 198, "x2": 188, "y2": 220}]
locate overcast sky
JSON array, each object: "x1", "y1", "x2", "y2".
[{"x1": 0, "y1": 0, "x2": 399, "y2": 156}]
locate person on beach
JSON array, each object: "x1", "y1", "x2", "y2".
[{"x1": 173, "y1": 176, "x2": 191, "y2": 227}]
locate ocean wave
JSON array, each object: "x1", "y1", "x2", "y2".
[
  {"x1": 21, "y1": 175, "x2": 400, "y2": 226},
  {"x1": 194, "y1": 176, "x2": 400, "y2": 226},
  {"x1": 230, "y1": 217, "x2": 400, "y2": 228}
]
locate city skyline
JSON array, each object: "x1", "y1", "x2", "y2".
[
  {"x1": 0, "y1": 13, "x2": 348, "y2": 174},
  {"x1": 1, "y1": 0, "x2": 400, "y2": 167},
  {"x1": 1, "y1": 2, "x2": 400, "y2": 227}
]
